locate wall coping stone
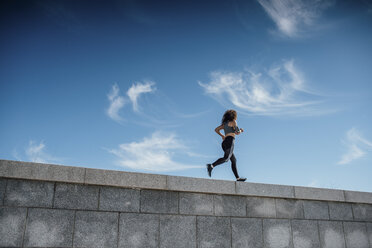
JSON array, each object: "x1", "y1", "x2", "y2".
[{"x1": 1, "y1": 159, "x2": 372, "y2": 204}]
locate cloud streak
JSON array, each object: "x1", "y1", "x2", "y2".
[
  {"x1": 199, "y1": 60, "x2": 327, "y2": 116},
  {"x1": 338, "y1": 128, "x2": 372, "y2": 165},
  {"x1": 26, "y1": 140, "x2": 59, "y2": 164},
  {"x1": 257, "y1": 0, "x2": 334, "y2": 37},
  {"x1": 127, "y1": 81, "x2": 156, "y2": 112},
  {"x1": 106, "y1": 82, "x2": 156, "y2": 123},
  {"x1": 108, "y1": 132, "x2": 203, "y2": 172},
  {"x1": 107, "y1": 83, "x2": 126, "y2": 123}
]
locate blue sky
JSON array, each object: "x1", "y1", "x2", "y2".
[{"x1": 1, "y1": 0, "x2": 372, "y2": 192}]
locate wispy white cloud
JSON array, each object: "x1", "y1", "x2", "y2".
[
  {"x1": 106, "y1": 83, "x2": 126, "y2": 123},
  {"x1": 127, "y1": 81, "x2": 156, "y2": 112},
  {"x1": 338, "y1": 128, "x2": 372, "y2": 165},
  {"x1": 199, "y1": 60, "x2": 328, "y2": 116},
  {"x1": 257, "y1": 0, "x2": 334, "y2": 37},
  {"x1": 108, "y1": 131, "x2": 203, "y2": 172},
  {"x1": 26, "y1": 140, "x2": 59, "y2": 164}
]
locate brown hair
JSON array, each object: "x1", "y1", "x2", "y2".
[{"x1": 221, "y1": 109, "x2": 237, "y2": 124}]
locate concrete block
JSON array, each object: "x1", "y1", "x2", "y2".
[
  {"x1": 0, "y1": 178, "x2": 6, "y2": 205},
  {"x1": 343, "y1": 222, "x2": 369, "y2": 248},
  {"x1": 263, "y1": 219, "x2": 293, "y2": 248},
  {"x1": 24, "y1": 208, "x2": 74, "y2": 247},
  {"x1": 345, "y1": 190, "x2": 372, "y2": 204},
  {"x1": 179, "y1": 192, "x2": 213, "y2": 215},
  {"x1": 294, "y1": 186, "x2": 344, "y2": 202},
  {"x1": 291, "y1": 220, "x2": 320, "y2": 248},
  {"x1": 237, "y1": 181, "x2": 294, "y2": 198},
  {"x1": 353, "y1": 204, "x2": 372, "y2": 222},
  {"x1": 197, "y1": 216, "x2": 231, "y2": 248},
  {"x1": 246, "y1": 196, "x2": 276, "y2": 218},
  {"x1": 119, "y1": 213, "x2": 159, "y2": 248},
  {"x1": 276, "y1": 199, "x2": 304, "y2": 219},
  {"x1": 328, "y1": 202, "x2": 353, "y2": 221},
  {"x1": 5, "y1": 179, "x2": 54, "y2": 207},
  {"x1": 140, "y1": 189, "x2": 178, "y2": 214},
  {"x1": 0, "y1": 207, "x2": 27, "y2": 247},
  {"x1": 318, "y1": 221, "x2": 346, "y2": 248},
  {"x1": 366, "y1": 223, "x2": 372, "y2": 248},
  {"x1": 74, "y1": 211, "x2": 118, "y2": 248},
  {"x1": 231, "y1": 218, "x2": 263, "y2": 248},
  {"x1": 0, "y1": 159, "x2": 85, "y2": 183},
  {"x1": 160, "y1": 215, "x2": 196, "y2": 248},
  {"x1": 303, "y1": 200, "x2": 329, "y2": 220},
  {"x1": 214, "y1": 195, "x2": 246, "y2": 217},
  {"x1": 85, "y1": 167, "x2": 167, "y2": 189},
  {"x1": 167, "y1": 175, "x2": 235, "y2": 195},
  {"x1": 99, "y1": 186, "x2": 140, "y2": 212},
  {"x1": 54, "y1": 183, "x2": 99, "y2": 210}
]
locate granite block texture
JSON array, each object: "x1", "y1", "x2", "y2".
[
  {"x1": 291, "y1": 220, "x2": 320, "y2": 248},
  {"x1": 160, "y1": 215, "x2": 196, "y2": 248},
  {"x1": 85, "y1": 167, "x2": 167, "y2": 189},
  {"x1": 237, "y1": 181, "x2": 294, "y2": 198},
  {"x1": 231, "y1": 218, "x2": 263, "y2": 248},
  {"x1": 345, "y1": 190, "x2": 372, "y2": 204},
  {"x1": 197, "y1": 216, "x2": 231, "y2": 248},
  {"x1": 343, "y1": 222, "x2": 369, "y2": 248},
  {"x1": 74, "y1": 211, "x2": 118, "y2": 248},
  {"x1": 140, "y1": 189, "x2": 178, "y2": 214},
  {"x1": 99, "y1": 186, "x2": 140, "y2": 212},
  {"x1": 0, "y1": 178, "x2": 6, "y2": 204},
  {"x1": 366, "y1": 223, "x2": 372, "y2": 248},
  {"x1": 318, "y1": 221, "x2": 346, "y2": 248},
  {"x1": 276, "y1": 199, "x2": 304, "y2": 219},
  {"x1": 0, "y1": 207, "x2": 27, "y2": 247},
  {"x1": 119, "y1": 213, "x2": 159, "y2": 248},
  {"x1": 54, "y1": 183, "x2": 99, "y2": 210},
  {"x1": 0, "y1": 160, "x2": 85, "y2": 183},
  {"x1": 246, "y1": 196, "x2": 276, "y2": 218},
  {"x1": 214, "y1": 195, "x2": 246, "y2": 217},
  {"x1": 167, "y1": 175, "x2": 235, "y2": 195},
  {"x1": 294, "y1": 186, "x2": 344, "y2": 201},
  {"x1": 3, "y1": 160, "x2": 372, "y2": 248},
  {"x1": 328, "y1": 202, "x2": 353, "y2": 221},
  {"x1": 353, "y1": 204, "x2": 372, "y2": 222},
  {"x1": 303, "y1": 200, "x2": 329, "y2": 220},
  {"x1": 263, "y1": 219, "x2": 293, "y2": 248},
  {"x1": 5, "y1": 179, "x2": 54, "y2": 207},
  {"x1": 179, "y1": 192, "x2": 213, "y2": 215},
  {"x1": 24, "y1": 208, "x2": 74, "y2": 247}
]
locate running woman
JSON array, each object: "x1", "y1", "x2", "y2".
[{"x1": 207, "y1": 109, "x2": 247, "y2": 181}]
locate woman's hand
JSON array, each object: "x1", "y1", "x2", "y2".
[
  {"x1": 235, "y1": 128, "x2": 244, "y2": 135},
  {"x1": 221, "y1": 135, "x2": 225, "y2": 140}
]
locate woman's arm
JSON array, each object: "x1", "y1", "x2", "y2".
[
  {"x1": 215, "y1": 125, "x2": 225, "y2": 140},
  {"x1": 234, "y1": 121, "x2": 244, "y2": 135}
]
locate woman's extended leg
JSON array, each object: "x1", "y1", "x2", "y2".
[{"x1": 230, "y1": 153, "x2": 239, "y2": 179}]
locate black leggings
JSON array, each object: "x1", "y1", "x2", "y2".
[{"x1": 212, "y1": 136, "x2": 239, "y2": 179}]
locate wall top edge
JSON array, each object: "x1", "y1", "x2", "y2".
[{"x1": 1, "y1": 159, "x2": 371, "y2": 204}]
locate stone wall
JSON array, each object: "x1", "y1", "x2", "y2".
[{"x1": 1, "y1": 159, "x2": 372, "y2": 248}]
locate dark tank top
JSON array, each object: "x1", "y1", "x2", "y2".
[{"x1": 223, "y1": 122, "x2": 240, "y2": 135}]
